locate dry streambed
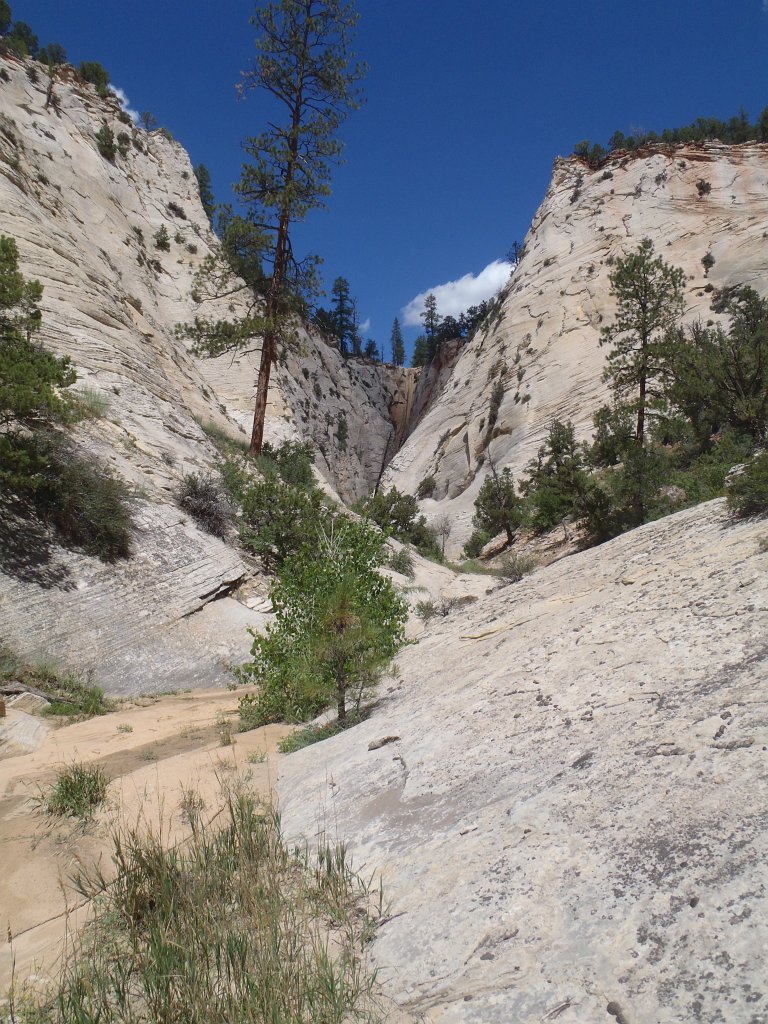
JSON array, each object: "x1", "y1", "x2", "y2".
[{"x1": 0, "y1": 689, "x2": 292, "y2": 993}]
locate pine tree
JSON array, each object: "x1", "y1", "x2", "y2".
[
  {"x1": 421, "y1": 292, "x2": 440, "y2": 360},
  {"x1": 600, "y1": 238, "x2": 685, "y2": 448},
  {"x1": 331, "y1": 276, "x2": 354, "y2": 355},
  {"x1": 193, "y1": 163, "x2": 215, "y2": 224},
  {"x1": 473, "y1": 462, "x2": 522, "y2": 546},
  {"x1": 390, "y1": 317, "x2": 405, "y2": 366},
  {"x1": 411, "y1": 335, "x2": 429, "y2": 368}
]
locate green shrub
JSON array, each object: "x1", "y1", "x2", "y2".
[
  {"x1": 357, "y1": 486, "x2": 440, "y2": 557},
  {"x1": 416, "y1": 474, "x2": 436, "y2": 499},
  {"x1": 462, "y1": 528, "x2": 491, "y2": 559},
  {"x1": 95, "y1": 123, "x2": 116, "y2": 161},
  {"x1": 238, "y1": 517, "x2": 407, "y2": 727},
  {"x1": 35, "y1": 442, "x2": 134, "y2": 561},
  {"x1": 116, "y1": 131, "x2": 130, "y2": 158},
  {"x1": 258, "y1": 439, "x2": 315, "y2": 489},
  {"x1": 79, "y1": 60, "x2": 109, "y2": 95},
  {"x1": 415, "y1": 599, "x2": 437, "y2": 623},
  {"x1": 153, "y1": 224, "x2": 170, "y2": 251},
  {"x1": 0, "y1": 642, "x2": 112, "y2": 719},
  {"x1": 175, "y1": 472, "x2": 231, "y2": 539},
  {"x1": 726, "y1": 451, "x2": 768, "y2": 517},
  {"x1": 43, "y1": 761, "x2": 109, "y2": 818},
  {"x1": 497, "y1": 552, "x2": 537, "y2": 583},
  {"x1": 239, "y1": 474, "x2": 327, "y2": 569},
  {"x1": 388, "y1": 547, "x2": 414, "y2": 577}
]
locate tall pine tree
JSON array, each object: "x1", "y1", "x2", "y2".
[{"x1": 390, "y1": 316, "x2": 405, "y2": 366}]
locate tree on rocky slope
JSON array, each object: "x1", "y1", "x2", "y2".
[
  {"x1": 600, "y1": 238, "x2": 685, "y2": 449},
  {"x1": 391, "y1": 317, "x2": 405, "y2": 366},
  {"x1": 182, "y1": 0, "x2": 364, "y2": 457}
]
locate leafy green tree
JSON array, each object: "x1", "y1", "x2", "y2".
[
  {"x1": 411, "y1": 334, "x2": 429, "y2": 368},
  {"x1": 600, "y1": 238, "x2": 685, "y2": 448},
  {"x1": 193, "y1": 163, "x2": 215, "y2": 223},
  {"x1": 358, "y1": 485, "x2": 439, "y2": 555},
  {"x1": 391, "y1": 316, "x2": 405, "y2": 366},
  {"x1": 79, "y1": 61, "x2": 109, "y2": 95},
  {"x1": 0, "y1": 3, "x2": 11, "y2": 35},
  {"x1": 238, "y1": 517, "x2": 407, "y2": 725},
  {"x1": 9, "y1": 20, "x2": 37, "y2": 56},
  {"x1": 38, "y1": 42, "x2": 66, "y2": 65},
  {"x1": 472, "y1": 462, "x2": 522, "y2": 546}
]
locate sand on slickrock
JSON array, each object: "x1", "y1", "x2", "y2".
[{"x1": 0, "y1": 688, "x2": 292, "y2": 992}]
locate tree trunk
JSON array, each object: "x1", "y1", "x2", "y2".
[{"x1": 336, "y1": 666, "x2": 346, "y2": 725}]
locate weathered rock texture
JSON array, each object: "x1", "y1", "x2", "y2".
[
  {"x1": 0, "y1": 54, "x2": 409, "y2": 685},
  {"x1": 384, "y1": 143, "x2": 768, "y2": 552},
  {"x1": 278, "y1": 499, "x2": 768, "y2": 1023}
]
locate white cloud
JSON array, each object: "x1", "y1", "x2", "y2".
[
  {"x1": 401, "y1": 260, "x2": 512, "y2": 327},
  {"x1": 360, "y1": 317, "x2": 371, "y2": 334},
  {"x1": 111, "y1": 85, "x2": 139, "y2": 124}
]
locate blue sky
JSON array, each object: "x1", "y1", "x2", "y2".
[{"x1": 17, "y1": 0, "x2": 768, "y2": 359}]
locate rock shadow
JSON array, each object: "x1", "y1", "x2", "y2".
[{"x1": 0, "y1": 499, "x2": 75, "y2": 590}]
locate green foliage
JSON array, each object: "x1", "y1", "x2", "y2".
[
  {"x1": 575, "y1": 105, "x2": 768, "y2": 162},
  {"x1": 416, "y1": 474, "x2": 436, "y2": 499},
  {"x1": 8, "y1": 19, "x2": 37, "y2": 57},
  {"x1": 34, "y1": 441, "x2": 135, "y2": 561},
  {"x1": 411, "y1": 334, "x2": 430, "y2": 368},
  {"x1": 38, "y1": 41, "x2": 66, "y2": 66},
  {"x1": 239, "y1": 517, "x2": 407, "y2": 726},
  {"x1": 462, "y1": 528, "x2": 491, "y2": 559},
  {"x1": 153, "y1": 224, "x2": 170, "y2": 251},
  {"x1": 387, "y1": 547, "x2": 414, "y2": 577},
  {"x1": 259, "y1": 439, "x2": 315, "y2": 489},
  {"x1": 357, "y1": 486, "x2": 439, "y2": 556},
  {"x1": 0, "y1": 642, "x2": 112, "y2": 719},
  {"x1": 473, "y1": 464, "x2": 522, "y2": 546},
  {"x1": 238, "y1": 474, "x2": 326, "y2": 570},
  {"x1": 497, "y1": 552, "x2": 537, "y2": 582},
  {"x1": 0, "y1": 2, "x2": 10, "y2": 34},
  {"x1": 24, "y1": 793, "x2": 383, "y2": 1023},
  {"x1": 116, "y1": 131, "x2": 130, "y2": 158},
  {"x1": 600, "y1": 238, "x2": 685, "y2": 447},
  {"x1": 726, "y1": 451, "x2": 768, "y2": 518},
  {"x1": 79, "y1": 60, "x2": 109, "y2": 95},
  {"x1": 193, "y1": 162, "x2": 215, "y2": 222},
  {"x1": 278, "y1": 715, "x2": 363, "y2": 752},
  {"x1": 520, "y1": 419, "x2": 591, "y2": 533},
  {"x1": 42, "y1": 762, "x2": 109, "y2": 818},
  {"x1": 95, "y1": 123, "x2": 116, "y2": 161},
  {"x1": 391, "y1": 316, "x2": 405, "y2": 366},
  {"x1": 175, "y1": 472, "x2": 231, "y2": 539}
]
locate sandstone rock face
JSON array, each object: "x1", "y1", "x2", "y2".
[
  {"x1": 384, "y1": 143, "x2": 768, "y2": 553},
  {"x1": 0, "y1": 55, "x2": 410, "y2": 685},
  {"x1": 278, "y1": 499, "x2": 768, "y2": 1023}
]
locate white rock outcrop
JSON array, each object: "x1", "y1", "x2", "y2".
[
  {"x1": 278, "y1": 499, "x2": 768, "y2": 1023},
  {"x1": 384, "y1": 143, "x2": 768, "y2": 553}
]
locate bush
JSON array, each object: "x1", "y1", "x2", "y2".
[
  {"x1": 238, "y1": 517, "x2": 407, "y2": 726},
  {"x1": 95, "y1": 123, "x2": 116, "y2": 161},
  {"x1": 239, "y1": 473, "x2": 327, "y2": 570},
  {"x1": 34, "y1": 441, "x2": 135, "y2": 561},
  {"x1": 462, "y1": 529, "x2": 491, "y2": 559},
  {"x1": 357, "y1": 486, "x2": 440, "y2": 557},
  {"x1": 42, "y1": 762, "x2": 109, "y2": 818},
  {"x1": 416, "y1": 474, "x2": 436, "y2": 499},
  {"x1": 258, "y1": 439, "x2": 315, "y2": 489},
  {"x1": 175, "y1": 472, "x2": 231, "y2": 539},
  {"x1": 79, "y1": 60, "x2": 109, "y2": 95},
  {"x1": 473, "y1": 465, "x2": 522, "y2": 546},
  {"x1": 497, "y1": 552, "x2": 537, "y2": 583},
  {"x1": 167, "y1": 200, "x2": 187, "y2": 219},
  {"x1": 696, "y1": 179, "x2": 712, "y2": 197},
  {"x1": 387, "y1": 547, "x2": 414, "y2": 577},
  {"x1": 0, "y1": 642, "x2": 112, "y2": 719},
  {"x1": 153, "y1": 224, "x2": 170, "y2": 251},
  {"x1": 726, "y1": 451, "x2": 768, "y2": 517},
  {"x1": 116, "y1": 131, "x2": 130, "y2": 158}
]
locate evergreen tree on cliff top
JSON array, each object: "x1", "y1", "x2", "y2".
[{"x1": 183, "y1": 0, "x2": 365, "y2": 456}]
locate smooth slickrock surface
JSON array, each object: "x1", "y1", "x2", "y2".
[
  {"x1": 385, "y1": 143, "x2": 768, "y2": 554},
  {"x1": 278, "y1": 500, "x2": 768, "y2": 1023}
]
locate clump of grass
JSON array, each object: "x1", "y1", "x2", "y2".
[
  {"x1": 42, "y1": 762, "x2": 109, "y2": 818},
  {"x1": 278, "y1": 718, "x2": 355, "y2": 753},
  {"x1": 246, "y1": 750, "x2": 267, "y2": 764},
  {"x1": 0, "y1": 643, "x2": 113, "y2": 720},
  {"x1": 29, "y1": 791, "x2": 383, "y2": 1022},
  {"x1": 117, "y1": 723, "x2": 133, "y2": 734},
  {"x1": 758, "y1": 535, "x2": 768, "y2": 554},
  {"x1": 216, "y1": 711, "x2": 233, "y2": 746}
]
